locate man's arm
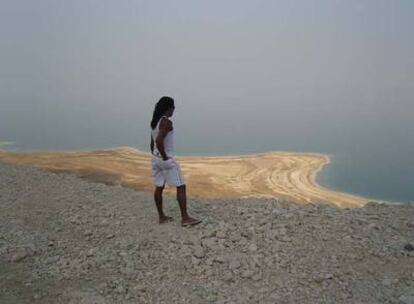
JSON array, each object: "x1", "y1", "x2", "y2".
[{"x1": 155, "y1": 117, "x2": 173, "y2": 161}]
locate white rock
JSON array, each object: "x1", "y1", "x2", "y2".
[
  {"x1": 133, "y1": 285, "x2": 147, "y2": 293},
  {"x1": 214, "y1": 255, "x2": 227, "y2": 264},
  {"x1": 229, "y1": 259, "x2": 241, "y2": 271},
  {"x1": 216, "y1": 229, "x2": 227, "y2": 239},
  {"x1": 193, "y1": 246, "x2": 205, "y2": 259},
  {"x1": 229, "y1": 232, "x2": 242, "y2": 242},
  {"x1": 241, "y1": 269, "x2": 254, "y2": 278},
  {"x1": 399, "y1": 295, "x2": 414, "y2": 304},
  {"x1": 86, "y1": 248, "x2": 95, "y2": 257},
  {"x1": 248, "y1": 243, "x2": 258, "y2": 252},
  {"x1": 223, "y1": 273, "x2": 234, "y2": 282},
  {"x1": 11, "y1": 245, "x2": 36, "y2": 262}
]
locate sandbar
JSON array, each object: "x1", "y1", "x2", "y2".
[{"x1": 0, "y1": 147, "x2": 369, "y2": 208}]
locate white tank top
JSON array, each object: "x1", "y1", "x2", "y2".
[{"x1": 151, "y1": 116, "x2": 174, "y2": 157}]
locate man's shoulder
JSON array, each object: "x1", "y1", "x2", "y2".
[
  {"x1": 160, "y1": 116, "x2": 172, "y2": 123},
  {"x1": 159, "y1": 116, "x2": 173, "y2": 128}
]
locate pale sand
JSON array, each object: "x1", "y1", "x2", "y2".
[{"x1": 0, "y1": 147, "x2": 369, "y2": 208}]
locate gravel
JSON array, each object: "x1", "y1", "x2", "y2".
[{"x1": 1, "y1": 161, "x2": 413, "y2": 303}]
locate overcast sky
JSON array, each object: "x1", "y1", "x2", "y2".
[{"x1": 0, "y1": 0, "x2": 413, "y2": 154}]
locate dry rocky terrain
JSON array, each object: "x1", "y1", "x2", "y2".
[{"x1": 1, "y1": 162, "x2": 414, "y2": 303}]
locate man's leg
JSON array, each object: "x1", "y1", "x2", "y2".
[
  {"x1": 177, "y1": 185, "x2": 201, "y2": 226},
  {"x1": 176, "y1": 185, "x2": 189, "y2": 219},
  {"x1": 154, "y1": 186, "x2": 172, "y2": 224}
]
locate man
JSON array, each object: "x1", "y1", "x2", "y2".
[{"x1": 150, "y1": 96, "x2": 201, "y2": 226}]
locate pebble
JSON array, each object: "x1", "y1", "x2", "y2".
[
  {"x1": 404, "y1": 243, "x2": 414, "y2": 252},
  {"x1": 248, "y1": 243, "x2": 258, "y2": 252},
  {"x1": 399, "y1": 295, "x2": 414, "y2": 304},
  {"x1": 216, "y1": 229, "x2": 227, "y2": 239},
  {"x1": 11, "y1": 245, "x2": 36, "y2": 263},
  {"x1": 214, "y1": 255, "x2": 227, "y2": 263},
  {"x1": 229, "y1": 259, "x2": 241, "y2": 271},
  {"x1": 134, "y1": 285, "x2": 147, "y2": 293},
  {"x1": 193, "y1": 246, "x2": 205, "y2": 258},
  {"x1": 241, "y1": 269, "x2": 254, "y2": 278}
]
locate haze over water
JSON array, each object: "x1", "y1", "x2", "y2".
[{"x1": 1, "y1": 1, "x2": 413, "y2": 203}]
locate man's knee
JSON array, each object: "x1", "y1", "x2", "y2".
[
  {"x1": 155, "y1": 186, "x2": 165, "y2": 193},
  {"x1": 177, "y1": 184, "x2": 186, "y2": 190}
]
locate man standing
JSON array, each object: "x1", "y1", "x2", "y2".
[{"x1": 150, "y1": 96, "x2": 201, "y2": 226}]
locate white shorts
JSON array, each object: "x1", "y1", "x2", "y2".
[{"x1": 151, "y1": 156, "x2": 185, "y2": 187}]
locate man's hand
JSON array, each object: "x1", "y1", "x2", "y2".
[{"x1": 161, "y1": 158, "x2": 175, "y2": 170}]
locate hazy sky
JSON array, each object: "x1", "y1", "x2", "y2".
[{"x1": 0, "y1": 0, "x2": 413, "y2": 154}]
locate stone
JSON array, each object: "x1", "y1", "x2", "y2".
[
  {"x1": 368, "y1": 223, "x2": 379, "y2": 230},
  {"x1": 381, "y1": 278, "x2": 393, "y2": 287},
  {"x1": 86, "y1": 248, "x2": 95, "y2": 257},
  {"x1": 223, "y1": 273, "x2": 234, "y2": 283},
  {"x1": 248, "y1": 243, "x2": 258, "y2": 252},
  {"x1": 201, "y1": 238, "x2": 218, "y2": 251},
  {"x1": 134, "y1": 285, "x2": 146, "y2": 293},
  {"x1": 181, "y1": 245, "x2": 192, "y2": 257},
  {"x1": 183, "y1": 236, "x2": 200, "y2": 246},
  {"x1": 115, "y1": 285, "x2": 126, "y2": 294},
  {"x1": 11, "y1": 245, "x2": 36, "y2": 263},
  {"x1": 229, "y1": 259, "x2": 241, "y2": 271},
  {"x1": 202, "y1": 228, "x2": 216, "y2": 239},
  {"x1": 214, "y1": 255, "x2": 227, "y2": 263},
  {"x1": 216, "y1": 229, "x2": 227, "y2": 239},
  {"x1": 365, "y1": 201, "x2": 379, "y2": 207},
  {"x1": 399, "y1": 295, "x2": 414, "y2": 304},
  {"x1": 241, "y1": 269, "x2": 254, "y2": 278},
  {"x1": 229, "y1": 232, "x2": 242, "y2": 242},
  {"x1": 279, "y1": 227, "x2": 288, "y2": 235},
  {"x1": 258, "y1": 218, "x2": 269, "y2": 226},
  {"x1": 404, "y1": 243, "x2": 414, "y2": 252},
  {"x1": 193, "y1": 246, "x2": 205, "y2": 259}
]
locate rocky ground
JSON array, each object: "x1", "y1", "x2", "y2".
[{"x1": 1, "y1": 162, "x2": 414, "y2": 304}]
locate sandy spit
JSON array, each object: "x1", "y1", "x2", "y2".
[{"x1": 0, "y1": 147, "x2": 369, "y2": 207}]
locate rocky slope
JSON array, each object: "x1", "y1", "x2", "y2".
[{"x1": 0, "y1": 162, "x2": 413, "y2": 303}]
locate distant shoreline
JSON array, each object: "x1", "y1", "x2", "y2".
[{"x1": 0, "y1": 147, "x2": 370, "y2": 208}]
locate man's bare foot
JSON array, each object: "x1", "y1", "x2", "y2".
[
  {"x1": 159, "y1": 216, "x2": 173, "y2": 224},
  {"x1": 181, "y1": 217, "x2": 202, "y2": 227}
]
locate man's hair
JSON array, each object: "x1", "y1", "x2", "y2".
[{"x1": 150, "y1": 96, "x2": 175, "y2": 129}]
